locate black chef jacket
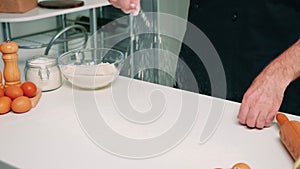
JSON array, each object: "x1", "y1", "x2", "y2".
[{"x1": 176, "y1": 0, "x2": 300, "y2": 115}]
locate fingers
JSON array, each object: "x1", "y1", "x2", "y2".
[
  {"x1": 255, "y1": 111, "x2": 267, "y2": 129},
  {"x1": 265, "y1": 110, "x2": 277, "y2": 127},
  {"x1": 108, "y1": 0, "x2": 140, "y2": 16},
  {"x1": 238, "y1": 86, "x2": 279, "y2": 129},
  {"x1": 238, "y1": 104, "x2": 276, "y2": 129},
  {"x1": 130, "y1": 0, "x2": 140, "y2": 16},
  {"x1": 237, "y1": 100, "x2": 249, "y2": 125},
  {"x1": 245, "y1": 107, "x2": 260, "y2": 128},
  {"x1": 238, "y1": 97, "x2": 276, "y2": 129}
]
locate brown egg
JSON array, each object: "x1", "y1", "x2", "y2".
[
  {"x1": 0, "y1": 96, "x2": 12, "y2": 115},
  {"x1": 5, "y1": 85, "x2": 23, "y2": 100},
  {"x1": 11, "y1": 96, "x2": 32, "y2": 113},
  {"x1": 0, "y1": 88, "x2": 4, "y2": 97},
  {"x1": 232, "y1": 162, "x2": 251, "y2": 169}
]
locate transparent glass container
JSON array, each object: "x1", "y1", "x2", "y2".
[{"x1": 25, "y1": 55, "x2": 62, "y2": 91}]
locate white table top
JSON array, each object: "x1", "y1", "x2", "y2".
[
  {"x1": 0, "y1": 0, "x2": 110, "y2": 23},
  {"x1": 0, "y1": 76, "x2": 298, "y2": 169}
]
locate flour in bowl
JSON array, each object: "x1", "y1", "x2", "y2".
[{"x1": 60, "y1": 62, "x2": 119, "y2": 89}]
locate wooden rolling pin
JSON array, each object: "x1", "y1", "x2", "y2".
[
  {"x1": 295, "y1": 158, "x2": 300, "y2": 169},
  {"x1": 276, "y1": 113, "x2": 300, "y2": 169}
]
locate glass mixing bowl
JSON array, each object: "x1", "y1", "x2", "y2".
[{"x1": 58, "y1": 48, "x2": 124, "y2": 89}]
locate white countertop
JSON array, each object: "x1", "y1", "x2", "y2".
[
  {"x1": 0, "y1": 76, "x2": 298, "y2": 169},
  {"x1": 0, "y1": 0, "x2": 110, "y2": 23}
]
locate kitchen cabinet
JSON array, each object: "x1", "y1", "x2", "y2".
[
  {"x1": 0, "y1": 0, "x2": 110, "y2": 48},
  {"x1": 0, "y1": 0, "x2": 113, "y2": 84},
  {"x1": 0, "y1": 0, "x2": 163, "y2": 84},
  {"x1": 0, "y1": 0, "x2": 158, "y2": 50},
  {"x1": 0, "y1": 76, "x2": 298, "y2": 168},
  {"x1": 0, "y1": 0, "x2": 134, "y2": 83}
]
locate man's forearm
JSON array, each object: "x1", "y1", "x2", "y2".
[
  {"x1": 238, "y1": 39, "x2": 300, "y2": 128},
  {"x1": 262, "y1": 39, "x2": 300, "y2": 88}
]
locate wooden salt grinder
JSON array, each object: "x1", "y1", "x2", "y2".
[
  {"x1": 0, "y1": 41, "x2": 21, "y2": 87},
  {"x1": 276, "y1": 113, "x2": 300, "y2": 166}
]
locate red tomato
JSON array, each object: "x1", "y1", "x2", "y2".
[
  {"x1": 5, "y1": 85, "x2": 24, "y2": 100},
  {"x1": 21, "y1": 81, "x2": 37, "y2": 98}
]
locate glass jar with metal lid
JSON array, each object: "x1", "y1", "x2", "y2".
[{"x1": 25, "y1": 55, "x2": 62, "y2": 91}]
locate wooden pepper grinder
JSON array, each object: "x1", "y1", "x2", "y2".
[
  {"x1": 0, "y1": 41, "x2": 21, "y2": 87},
  {"x1": 276, "y1": 113, "x2": 300, "y2": 169},
  {"x1": 0, "y1": 70, "x2": 3, "y2": 89}
]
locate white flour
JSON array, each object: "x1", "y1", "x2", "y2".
[
  {"x1": 25, "y1": 57, "x2": 62, "y2": 91},
  {"x1": 60, "y1": 63, "x2": 118, "y2": 89}
]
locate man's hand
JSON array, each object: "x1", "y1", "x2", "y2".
[
  {"x1": 238, "y1": 69, "x2": 287, "y2": 129},
  {"x1": 108, "y1": 0, "x2": 140, "y2": 16},
  {"x1": 238, "y1": 39, "x2": 300, "y2": 129}
]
